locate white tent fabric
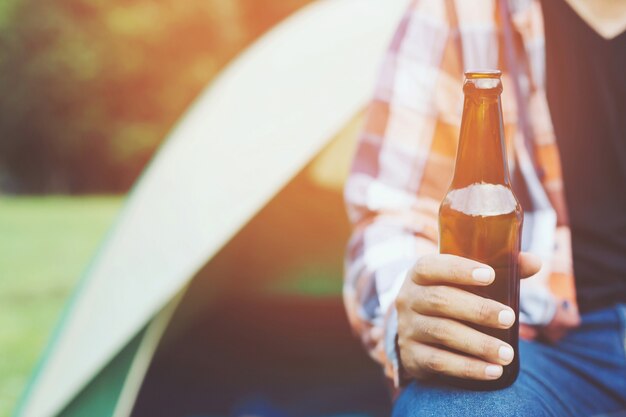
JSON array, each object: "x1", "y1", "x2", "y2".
[{"x1": 18, "y1": 1, "x2": 409, "y2": 416}]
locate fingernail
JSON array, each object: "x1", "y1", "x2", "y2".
[
  {"x1": 498, "y1": 309, "x2": 516, "y2": 326},
  {"x1": 472, "y1": 268, "x2": 494, "y2": 283},
  {"x1": 498, "y1": 345, "x2": 514, "y2": 362},
  {"x1": 485, "y1": 365, "x2": 503, "y2": 378}
]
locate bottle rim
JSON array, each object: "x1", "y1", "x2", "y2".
[{"x1": 464, "y1": 69, "x2": 502, "y2": 79}]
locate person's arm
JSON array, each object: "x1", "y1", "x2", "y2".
[{"x1": 343, "y1": 0, "x2": 451, "y2": 385}]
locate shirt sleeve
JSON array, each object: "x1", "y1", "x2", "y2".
[{"x1": 343, "y1": 0, "x2": 461, "y2": 387}]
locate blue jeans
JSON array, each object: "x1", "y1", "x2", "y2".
[{"x1": 393, "y1": 304, "x2": 626, "y2": 417}]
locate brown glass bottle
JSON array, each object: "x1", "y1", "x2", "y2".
[{"x1": 438, "y1": 70, "x2": 523, "y2": 390}]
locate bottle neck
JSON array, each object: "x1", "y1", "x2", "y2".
[{"x1": 451, "y1": 89, "x2": 511, "y2": 189}]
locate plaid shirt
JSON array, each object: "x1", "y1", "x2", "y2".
[{"x1": 344, "y1": 0, "x2": 578, "y2": 386}]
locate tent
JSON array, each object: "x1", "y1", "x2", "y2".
[{"x1": 14, "y1": 0, "x2": 409, "y2": 416}]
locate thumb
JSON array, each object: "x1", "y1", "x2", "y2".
[{"x1": 519, "y1": 252, "x2": 542, "y2": 278}]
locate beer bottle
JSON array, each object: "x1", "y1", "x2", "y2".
[{"x1": 439, "y1": 70, "x2": 523, "y2": 390}]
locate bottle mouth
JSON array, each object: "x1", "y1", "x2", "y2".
[
  {"x1": 464, "y1": 69, "x2": 502, "y2": 93},
  {"x1": 465, "y1": 69, "x2": 502, "y2": 79}
]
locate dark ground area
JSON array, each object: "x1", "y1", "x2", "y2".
[{"x1": 133, "y1": 295, "x2": 391, "y2": 417}]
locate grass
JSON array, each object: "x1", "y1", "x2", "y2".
[{"x1": 0, "y1": 196, "x2": 123, "y2": 417}]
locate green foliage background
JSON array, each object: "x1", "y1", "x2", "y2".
[{"x1": 0, "y1": 0, "x2": 312, "y2": 194}]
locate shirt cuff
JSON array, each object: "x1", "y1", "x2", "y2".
[
  {"x1": 383, "y1": 304, "x2": 413, "y2": 388},
  {"x1": 383, "y1": 305, "x2": 401, "y2": 387}
]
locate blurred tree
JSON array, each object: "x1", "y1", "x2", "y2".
[{"x1": 0, "y1": 0, "x2": 312, "y2": 193}]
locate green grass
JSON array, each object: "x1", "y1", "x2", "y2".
[{"x1": 0, "y1": 196, "x2": 123, "y2": 417}]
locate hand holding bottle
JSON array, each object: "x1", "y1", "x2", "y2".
[{"x1": 395, "y1": 252, "x2": 541, "y2": 381}]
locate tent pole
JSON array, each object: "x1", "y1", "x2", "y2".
[{"x1": 111, "y1": 289, "x2": 186, "y2": 417}]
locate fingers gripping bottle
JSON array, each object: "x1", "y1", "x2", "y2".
[{"x1": 439, "y1": 70, "x2": 523, "y2": 390}]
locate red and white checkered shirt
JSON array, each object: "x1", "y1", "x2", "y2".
[{"x1": 344, "y1": 0, "x2": 578, "y2": 386}]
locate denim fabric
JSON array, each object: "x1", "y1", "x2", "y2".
[{"x1": 393, "y1": 304, "x2": 626, "y2": 417}]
